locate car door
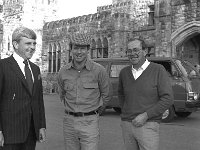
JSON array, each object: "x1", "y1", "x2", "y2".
[
  {"x1": 150, "y1": 59, "x2": 187, "y2": 109},
  {"x1": 179, "y1": 60, "x2": 200, "y2": 93},
  {"x1": 108, "y1": 61, "x2": 130, "y2": 107}
]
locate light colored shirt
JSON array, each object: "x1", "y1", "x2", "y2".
[
  {"x1": 131, "y1": 59, "x2": 150, "y2": 79},
  {"x1": 13, "y1": 52, "x2": 34, "y2": 82},
  {"x1": 57, "y1": 59, "x2": 110, "y2": 113}
]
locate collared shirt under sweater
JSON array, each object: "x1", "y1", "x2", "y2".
[
  {"x1": 131, "y1": 59, "x2": 150, "y2": 79},
  {"x1": 118, "y1": 61, "x2": 174, "y2": 122}
]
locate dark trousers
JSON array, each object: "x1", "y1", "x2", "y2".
[{"x1": 0, "y1": 117, "x2": 37, "y2": 150}]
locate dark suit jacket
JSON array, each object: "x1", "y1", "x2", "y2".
[{"x1": 0, "y1": 55, "x2": 46, "y2": 144}]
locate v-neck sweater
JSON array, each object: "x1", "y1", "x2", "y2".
[{"x1": 118, "y1": 62, "x2": 173, "y2": 122}]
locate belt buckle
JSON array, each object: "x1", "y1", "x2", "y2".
[{"x1": 75, "y1": 112, "x2": 84, "y2": 117}]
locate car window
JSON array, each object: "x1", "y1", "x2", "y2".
[
  {"x1": 171, "y1": 64, "x2": 179, "y2": 76},
  {"x1": 95, "y1": 61, "x2": 109, "y2": 71},
  {"x1": 175, "y1": 60, "x2": 197, "y2": 77},
  {"x1": 110, "y1": 63, "x2": 129, "y2": 77},
  {"x1": 150, "y1": 60, "x2": 173, "y2": 76}
]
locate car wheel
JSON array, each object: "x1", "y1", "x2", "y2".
[
  {"x1": 113, "y1": 107, "x2": 121, "y2": 114},
  {"x1": 175, "y1": 112, "x2": 192, "y2": 118},
  {"x1": 161, "y1": 106, "x2": 175, "y2": 123}
]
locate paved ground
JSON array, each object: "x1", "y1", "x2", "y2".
[
  {"x1": 36, "y1": 94, "x2": 124, "y2": 150},
  {"x1": 36, "y1": 94, "x2": 200, "y2": 150},
  {"x1": 35, "y1": 94, "x2": 63, "y2": 150}
]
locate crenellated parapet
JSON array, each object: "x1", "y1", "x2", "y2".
[
  {"x1": 97, "y1": 5, "x2": 113, "y2": 12},
  {"x1": 43, "y1": 1, "x2": 135, "y2": 31},
  {"x1": 43, "y1": 13, "x2": 110, "y2": 30},
  {"x1": 97, "y1": 1, "x2": 132, "y2": 13},
  {"x1": 43, "y1": 10, "x2": 131, "y2": 32}
]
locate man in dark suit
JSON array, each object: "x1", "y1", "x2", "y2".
[{"x1": 0, "y1": 27, "x2": 46, "y2": 150}]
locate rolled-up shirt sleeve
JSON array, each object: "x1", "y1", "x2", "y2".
[{"x1": 57, "y1": 69, "x2": 66, "y2": 102}]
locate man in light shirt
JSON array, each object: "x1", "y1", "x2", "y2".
[
  {"x1": 57, "y1": 33, "x2": 110, "y2": 150},
  {"x1": 118, "y1": 37, "x2": 173, "y2": 150}
]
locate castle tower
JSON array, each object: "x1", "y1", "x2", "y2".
[
  {"x1": 2, "y1": 0, "x2": 24, "y2": 58},
  {"x1": 1, "y1": 0, "x2": 58, "y2": 63},
  {"x1": 110, "y1": 0, "x2": 154, "y2": 30}
]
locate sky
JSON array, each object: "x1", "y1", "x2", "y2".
[{"x1": 57, "y1": 0, "x2": 113, "y2": 19}]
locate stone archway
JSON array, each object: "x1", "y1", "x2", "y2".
[
  {"x1": 53, "y1": 43, "x2": 57, "y2": 72},
  {"x1": 97, "y1": 38, "x2": 102, "y2": 58},
  {"x1": 91, "y1": 39, "x2": 96, "y2": 59},
  {"x1": 57, "y1": 43, "x2": 61, "y2": 72},
  {"x1": 48, "y1": 44, "x2": 52, "y2": 73},
  {"x1": 102, "y1": 37, "x2": 108, "y2": 58},
  {"x1": 171, "y1": 21, "x2": 200, "y2": 64}
]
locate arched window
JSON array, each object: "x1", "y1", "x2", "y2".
[
  {"x1": 91, "y1": 39, "x2": 96, "y2": 59},
  {"x1": 103, "y1": 37, "x2": 108, "y2": 58},
  {"x1": 68, "y1": 43, "x2": 72, "y2": 63},
  {"x1": 8, "y1": 36, "x2": 10, "y2": 51},
  {"x1": 48, "y1": 44, "x2": 52, "y2": 72},
  {"x1": 97, "y1": 39, "x2": 102, "y2": 58},
  {"x1": 53, "y1": 43, "x2": 57, "y2": 72},
  {"x1": 8, "y1": 42, "x2": 10, "y2": 51},
  {"x1": 57, "y1": 43, "x2": 61, "y2": 72}
]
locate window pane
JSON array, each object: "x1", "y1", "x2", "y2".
[
  {"x1": 110, "y1": 64, "x2": 129, "y2": 77},
  {"x1": 175, "y1": 60, "x2": 197, "y2": 77}
]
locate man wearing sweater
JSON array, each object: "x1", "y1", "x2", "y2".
[{"x1": 118, "y1": 37, "x2": 173, "y2": 150}]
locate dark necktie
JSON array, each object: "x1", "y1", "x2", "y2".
[{"x1": 23, "y1": 60, "x2": 33, "y2": 93}]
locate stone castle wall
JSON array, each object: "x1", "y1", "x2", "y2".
[
  {"x1": 171, "y1": 0, "x2": 200, "y2": 32},
  {"x1": 1, "y1": 0, "x2": 58, "y2": 62},
  {"x1": 42, "y1": 0, "x2": 154, "y2": 93},
  {"x1": 154, "y1": 0, "x2": 200, "y2": 57},
  {"x1": 2, "y1": 0, "x2": 200, "y2": 93}
]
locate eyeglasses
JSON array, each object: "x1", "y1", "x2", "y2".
[
  {"x1": 72, "y1": 47, "x2": 88, "y2": 52},
  {"x1": 126, "y1": 48, "x2": 143, "y2": 55}
]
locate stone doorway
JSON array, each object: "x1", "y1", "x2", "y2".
[
  {"x1": 176, "y1": 34, "x2": 200, "y2": 65},
  {"x1": 171, "y1": 21, "x2": 200, "y2": 66}
]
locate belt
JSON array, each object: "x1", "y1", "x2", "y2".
[{"x1": 65, "y1": 109, "x2": 98, "y2": 117}]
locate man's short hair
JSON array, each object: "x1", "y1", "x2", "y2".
[
  {"x1": 12, "y1": 26, "x2": 37, "y2": 43},
  {"x1": 128, "y1": 36, "x2": 147, "y2": 50}
]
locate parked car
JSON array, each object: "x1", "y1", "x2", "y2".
[{"x1": 93, "y1": 57, "x2": 200, "y2": 122}]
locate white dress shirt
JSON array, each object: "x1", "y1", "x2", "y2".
[
  {"x1": 131, "y1": 59, "x2": 150, "y2": 80},
  {"x1": 13, "y1": 52, "x2": 34, "y2": 82}
]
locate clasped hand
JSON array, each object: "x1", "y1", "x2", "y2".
[
  {"x1": 132, "y1": 112, "x2": 148, "y2": 127},
  {"x1": 0, "y1": 132, "x2": 4, "y2": 147}
]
